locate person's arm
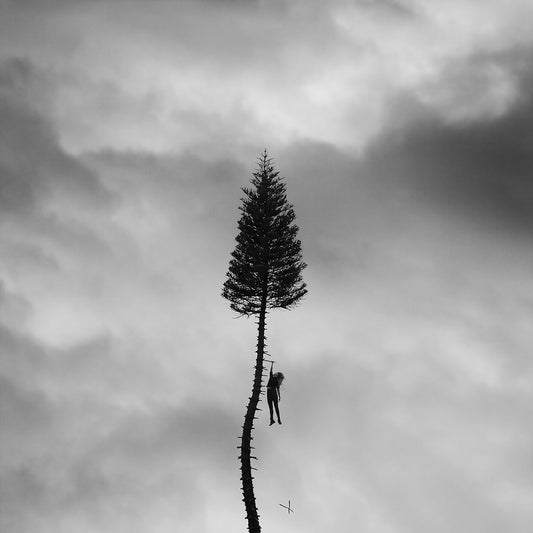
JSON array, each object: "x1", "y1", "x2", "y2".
[
  {"x1": 277, "y1": 386, "x2": 281, "y2": 402},
  {"x1": 270, "y1": 362, "x2": 274, "y2": 378}
]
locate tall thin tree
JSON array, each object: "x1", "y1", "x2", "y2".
[{"x1": 222, "y1": 150, "x2": 307, "y2": 533}]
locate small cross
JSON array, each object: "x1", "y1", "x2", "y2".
[{"x1": 279, "y1": 500, "x2": 293, "y2": 515}]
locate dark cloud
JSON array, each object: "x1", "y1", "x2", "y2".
[
  {"x1": 361, "y1": 74, "x2": 533, "y2": 236},
  {"x1": 0, "y1": 58, "x2": 114, "y2": 216}
]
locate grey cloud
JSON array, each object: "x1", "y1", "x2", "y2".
[
  {"x1": 11, "y1": 0, "x2": 345, "y2": 72},
  {"x1": 361, "y1": 72, "x2": 533, "y2": 235},
  {"x1": 278, "y1": 101, "x2": 533, "y2": 286},
  {"x1": 0, "y1": 281, "x2": 32, "y2": 330},
  {"x1": 0, "y1": 373, "x2": 54, "y2": 447},
  {"x1": 84, "y1": 149, "x2": 253, "y2": 273},
  {"x1": 0, "y1": 393, "x2": 239, "y2": 533},
  {"x1": 0, "y1": 311, "x2": 241, "y2": 532},
  {"x1": 355, "y1": 0, "x2": 418, "y2": 17},
  {"x1": 86, "y1": 149, "x2": 244, "y2": 208},
  {"x1": 240, "y1": 344, "x2": 533, "y2": 532},
  {"x1": 0, "y1": 58, "x2": 114, "y2": 215},
  {"x1": 276, "y1": 142, "x2": 380, "y2": 281}
]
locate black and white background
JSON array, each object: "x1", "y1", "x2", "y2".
[{"x1": 1, "y1": 1, "x2": 532, "y2": 532}]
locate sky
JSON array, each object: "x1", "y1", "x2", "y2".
[{"x1": 1, "y1": 1, "x2": 532, "y2": 532}]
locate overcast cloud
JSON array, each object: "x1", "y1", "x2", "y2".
[{"x1": 1, "y1": 1, "x2": 532, "y2": 532}]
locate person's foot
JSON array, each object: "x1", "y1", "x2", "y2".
[
  {"x1": 269, "y1": 420, "x2": 275, "y2": 426},
  {"x1": 278, "y1": 419, "x2": 282, "y2": 425}
]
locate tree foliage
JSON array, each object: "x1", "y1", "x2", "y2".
[{"x1": 222, "y1": 151, "x2": 307, "y2": 314}]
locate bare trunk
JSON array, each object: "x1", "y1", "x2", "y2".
[{"x1": 239, "y1": 289, "x2": 267, "y2": 533}]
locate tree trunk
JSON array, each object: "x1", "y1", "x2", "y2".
[{"x1": 239, "y1": 289, "x2": 267, "y2": 533}]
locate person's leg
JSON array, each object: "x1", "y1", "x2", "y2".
[
  {"x1": 267, "y1": 391, "x2": 275, "y2": 425},
  {"x1": 274, "y1": 398, "x2": 281, "y2": 424}
]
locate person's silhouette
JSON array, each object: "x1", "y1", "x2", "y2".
[{"x1": 266, "y1": 362, "x2": 284, "y2": 426}]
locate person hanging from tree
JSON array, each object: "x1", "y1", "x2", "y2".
[{"x1": 266, "y1": 361, "x2": 284, "y2": 426}]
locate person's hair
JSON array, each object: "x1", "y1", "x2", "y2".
[{"x1": 274, "y1": 372, "x2": 285, "y2": 384}]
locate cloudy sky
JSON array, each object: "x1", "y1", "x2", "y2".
[{"x1": 1, "y1": 1, "x2": 533, "y2": 532}]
